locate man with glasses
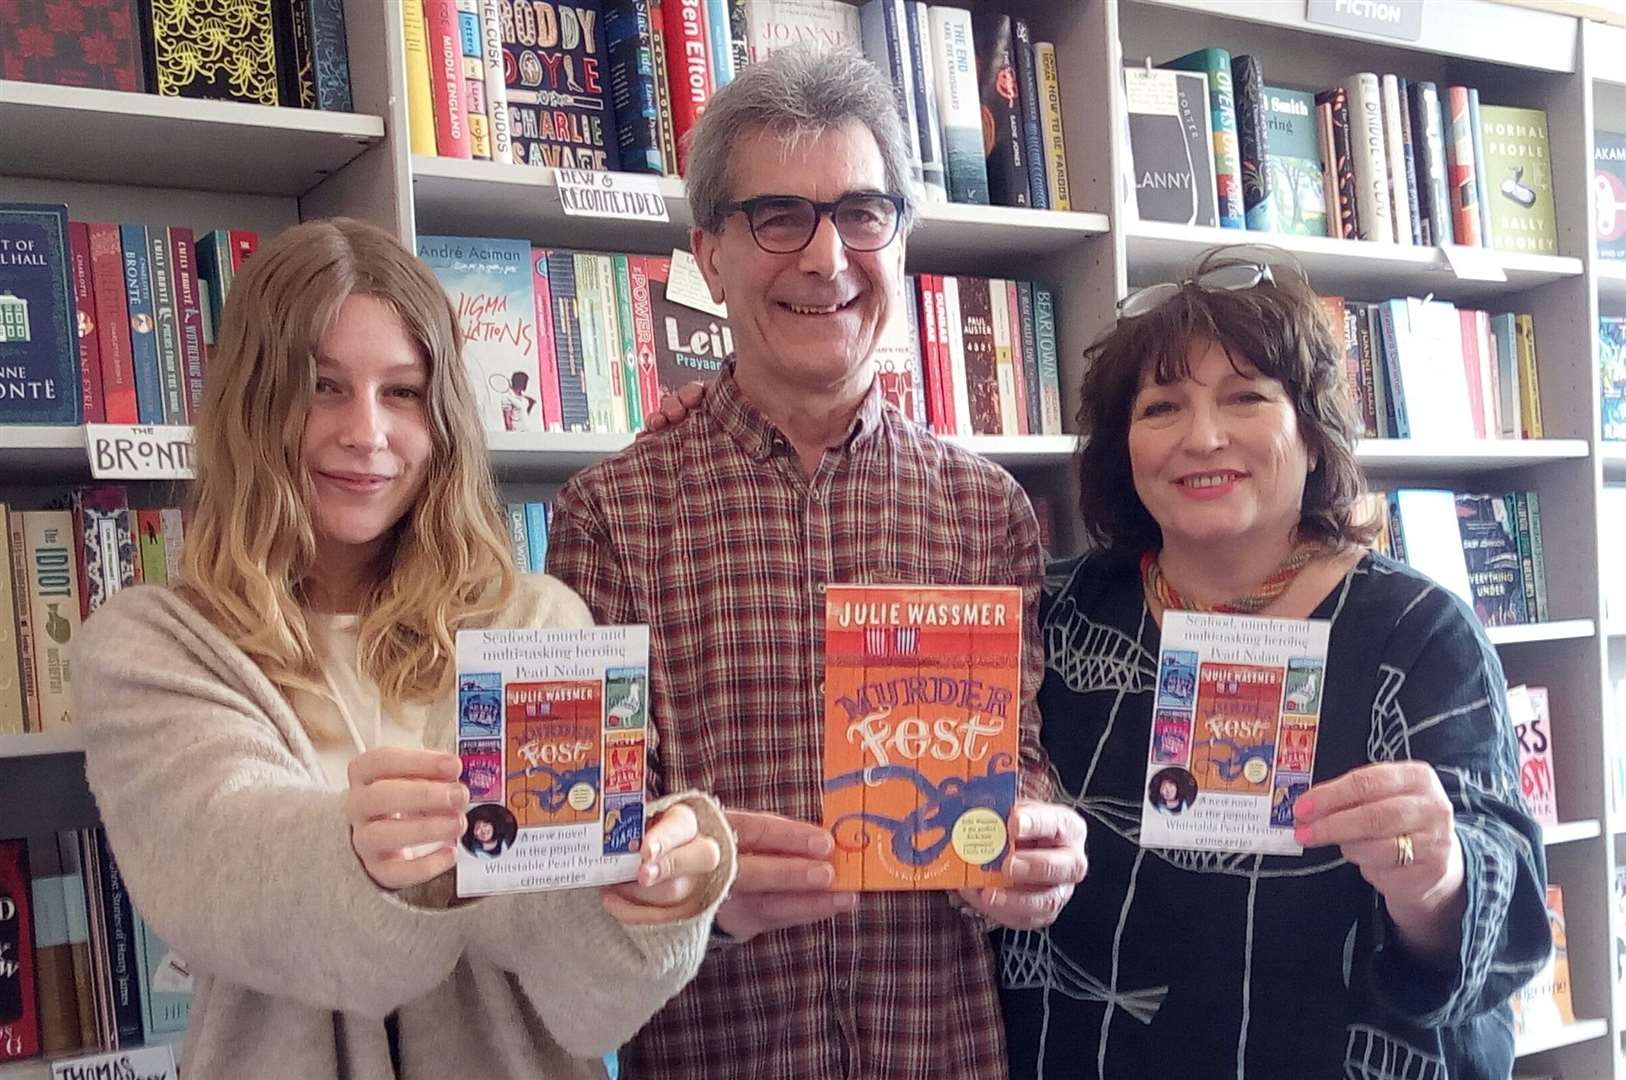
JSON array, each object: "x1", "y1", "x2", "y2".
[{"x1": 548, "y1": 45, "x2": 1088, "y2": 1080}]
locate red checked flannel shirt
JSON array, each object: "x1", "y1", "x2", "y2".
[{"x1": 548, "y1": 367, "x2": 1051, "y2": 1080}]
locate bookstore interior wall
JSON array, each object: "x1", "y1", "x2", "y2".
[{"x1": 5, "y1": 0, "x2": 1626, "y2": 1075}]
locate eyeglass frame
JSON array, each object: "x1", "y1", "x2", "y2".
[
  {"x1": 718, "y1": 190, "x2": 910, "y2": 254},
  {"x1": 1117, "y1": 262, "x2": 1300, "y2": 319}
]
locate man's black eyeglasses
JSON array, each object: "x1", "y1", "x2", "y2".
[{"x1": 719, "y1": 192, "x2": 908, "y2": 254}]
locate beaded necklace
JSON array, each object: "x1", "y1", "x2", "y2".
[{"x1": 1140, "y1": 540, "x2": 1324, "y2": 614}]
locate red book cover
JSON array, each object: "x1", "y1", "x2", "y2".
[
  {"x1": 228, "y1": 230, "x2": 259, "y2": 273},
  {"x1": 662, "y1": 0, "x2": 713, "y2": 175},
  {"x1": 822, "y1": 586, "x2": 1022, "y2": 890},
  {"x1": 0, "y1": 0, "x2": 145, "y2": 91},
  {"x1": 168, "y1": 227, "x2": 206, "y2": 423},
  {"x1": 424, "y1": 0, "x2": 473, "y2": 159},
  {"x1": 68, "y1": 222, "x2": 106, "y2": 424},
  {"x1": 84, "y1": 223, "x2": 138, "y2": 424},
  {"x1": 1458, "y1": 308, "x2": 1487, "y2": 440},
  {"x1": 918, "y1": 273, "x2": 947, "y2": 432},
  {"x1": 1446, "y1": 86, "x2": 1481, "y2": 247},
  {"x1": 627, "y1": 256, "x2": 662, "y2": 422},
  {"x1": 932, "y1": 275, "x2": 957, "y2": 435},
  {"x1": 530, "y1": 248, "x2": 563, "y2": 432},
  {"x1": 0, "y1": 839, "x2": 40, "y2": 1062}
]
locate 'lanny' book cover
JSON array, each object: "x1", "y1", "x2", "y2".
[{"x1": 822, "y1": 585, "x2": 1021, "y2": 891}]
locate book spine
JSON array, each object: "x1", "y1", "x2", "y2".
[
  {"x1": 1034, "y1": 285, "x2": 1061, "y2": 434},
  {"x1": 628, "y1": 256, "x2": 661, "y2": 422},
  {"x1": 1345, "y1": 73, "x2": 1392, "y2": 243},
  {"x1": 928, "y1": 7, "x2": 989, "y2": 205},
  {"x1": 1377, "y1": 303, "x2": 1411, "y2": 437},
  {"x1": 605, "y1": 0, "x2": 665, "y2": 174},
  {"x1": 1004, "y1": 280, "x2": 1029, "y2": 433},
  {"x1": 727, "y1": 0, "x2": 749, "y2": 71},
  {"x1": 1526, "y1": 490, "x2": 1549, "y2": 621},
  {"x1": 525, "y1": 502, "x2": 550, "y2": 574},
  {"x1": 505, "y1": 503, "x2": 530, "y2": 570},
  {"x1": 168, "y1": 228, "x2": 206, "y2": 423},
  {"x1": 1457, "y1": 309, "x2": 1486, "y2": 439},
  {"x1": 1421, "y1": 83, "x2": 1454, "y2": 245},
  {"x1": 90, "y1": 837, "x2": 143, "y2": 1048},
  {"x1": 402, "y1": 0, "x2": 441, "y2": 156},
  {"x1": 943, "y1": 275, "x2": 972, "y2": 434},
  {"x1": 650, "y1": 1, "x2": 680, "y2": 175},
  {"x1": 28, "y1": 870, "x2": 82, "y2": 1055},
  {"x1": 663, "y1": 0, "x2": 714, "y2": 175},
  {"x1": 135, "y1": 509, "x2": 167, "y2": 586},
  {"x1": 1380, "y1": 74, "x2": 1414, "y2": 246},
  {"x1": 159, "y1": 509, "x2": 185, "y2": 583},
  {"x1": 1395, "y1": 77, "x2": 1424, "y2": 244},
  {"x1": 704, "y1": 0, "x2": 735, "y2": 87},
  {"x1": 859, "y1": 0, "x2": 925, "y2": 201},
  {"x1": 144, "y1": 229, "x2": 185, "y2": 423},
  {"x1": 1315, "y1": 102, "x2": 1342, "y2": 239},
  {"x1": 612, "y1": 255, "x2": 643, "y2": 432},
  {"x1": 1316, "y1": 87, "x2": 1360, "y2": 240},
  {"x1": 0, "y1": 840, "x2": 40, "y2": 1062},
  {"x1": 23, "y1": 511, "x2": 81, "y2": 731},
  {"x1": 85, "y1": 224, "x2": 138, "y2": 424},
  {"x1": 67, "y1": 223, "x2": 106, "y2": 425},
  {"x1": 1012, "y1": 19, "x2": 1049, "y2": 211},
  {"x1": 478, "y1": 0, "x2": 513, "y2": 164},
  {"x1": 916, "y1": 275, "x2": 945, "y2": 431},
  {"x1": 0, "y1": 508, "x2": 23, "y2": 737},
  {"x1": 1167, "y1": 49, "x2": 1245, "y2": 229},
  {"x1": 1446, "y1": 86, "x2": 1481, "y2": 246},
  {"x1": 119, "y1": 226, "x2": 165, "y2": 426},
  {"x1": 1034, "y1": 43, "x2": 1071, "y2": 211},
  {"x1": 458, "y1": 2, "x2": 491, "y2": 160},
  {"x1": 1232, "y1": 56, "x2": 1272, "y2": 232},
  {"x1": 595, "y1": 255, "x2": 627, "y2": 434},
  {"x1": 531, "y1": 250, "x2": 562, "y2": 431},
  {"x1": 1468, "y1": 89, "x2": 1493, "y2": 246},
  {"x1": 1516, "y1": 314, "x2": 1543, "y2": 438},
  {"x1": 546, "y1": 252, "x2": 590, "y2": 432},
  {"x1": 975, "y1": 15, "x2": 1028, "y2": 207},
  {"x1": 304, "y1": 0, "x2": 354, "y2": 111},
  {"x1": 989, "y1": 280, "x2": 1017, "y2": 433},
  {"x1": 1511, "y1": 491, "x2": 1539, "y2": 623},
  {"x1": 7, "y1": 512, "x2": 39, "y2": 734},
  {"x1": 905, "y1": 2, "x2": 947, "y2": 203},
  {"x1": 72, "y1": 487, "x2": 134, "y2": 618},
  {"x1": 1015, "y1": 281, "x2": 1038, "y2": 434},
  {"x1": 424, "y1": 0, "x2": 473, "y2": 158}
]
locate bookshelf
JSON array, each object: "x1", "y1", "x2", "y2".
[{"x1": 2, "y1": 0, "x2": 1625, "y2": 1074}]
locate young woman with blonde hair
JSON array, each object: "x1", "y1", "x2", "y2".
[{"x1": 71, "y1": 217, "x2": 736, "y2": 1079}]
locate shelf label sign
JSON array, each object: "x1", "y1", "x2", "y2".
[
  {"x1": 665, "y1": 249, "x2": 729, "y2": 318},
  {"x1": 1306, "y1": 0, "x2": 1424, "y2": 41},
  {"x1": 85, "y1": 424, "x2": 195, "y2": 480},
  {"x1": 556, "y1": 168, "x2": 670, "y2": 222},
  {"x1": 52, "y1": 1044, "x2": 178, "y2": 1080},
  {"x1": 1440, "y1": 245, "x2": 1509, "y2": 283}
]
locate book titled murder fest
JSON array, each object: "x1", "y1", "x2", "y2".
[
  {"x1": 822, "y1": 586, "x2": 1022, "y2": 891},
  {"x1": 1144, "y1": 611, "x2": 1331, "y2": 856},
  {"x1": 455, "y1": 627, "x2": 649, "y2": 896}
]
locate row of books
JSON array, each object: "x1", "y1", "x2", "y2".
[
  {"x1": 0, "y1": 829, "x2": 190, "y2": 1064},
  {"x1": 1125, "y1": 52, "x2": 1559, "y2": 254},
  {"x1": 0, "y1": 490, "x2": 186, "y2": 736},
  {"x1": 0, "y1": 202, "x2": 260, "y2": 427},
  {"x1": 1373, "y1": 488, "x2": 1551, "y2": 628},
  {"x1": 506, "y1": 501, "x2": 553, "y2": 575},
  {"x1": 1, "y1": 0, "x2": 353, "y2": 110},
  {"x1": 1324, "y1": 297, "x2": 1544, "y2": 442},
  {"x1": 418, "y1": 234, "x2": 1062, "y2": 437},
  {"x1": 406, "y1": 0, "x2": 1072, "y2": 209}
]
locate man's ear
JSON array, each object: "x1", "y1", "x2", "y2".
[{"x1": 690, "y1": 226, "x2": 727, "y2": 305}]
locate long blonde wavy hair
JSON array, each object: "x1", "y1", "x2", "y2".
[{"x1": 181, "y1": 217, "x2": 515, "y2": 707}]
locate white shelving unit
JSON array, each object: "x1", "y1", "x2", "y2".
[{"x1": 3, "y1": 0, "x2": 1625, "y2": 1074}]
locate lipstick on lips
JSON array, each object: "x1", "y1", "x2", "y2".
[{"x1": 1175, "y1": 469, "x2": 1246, "y2": 498}]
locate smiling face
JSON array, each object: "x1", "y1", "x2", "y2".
[
  {"x1": 298, "y1": 294, "x2": 434, "y2": 585},
  {"x1": 473, "y1": 818, "x2": 495, "y2": 844},
  {"x1": 690, "y1": 120, "x2": 905, "y2": 395},
  {"x1": 1128, "y1": 339, "x2": 1313, "y2": 557},
  {"x1": 1159, "y1": 779, "x2": 1179, "y2": 805}
]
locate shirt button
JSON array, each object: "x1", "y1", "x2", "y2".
[
  {"x1": 816, "y1": 582, "x2": 827, "y2": 593},
  {"x1": 817, "y1": 680, "x2": 827, "y2": 695}
]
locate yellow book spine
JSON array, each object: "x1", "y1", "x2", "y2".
[
  {"x1": 1035, "y1": 43, "x2": 1071, "y2": 212},
  {"x1": 0, "y1": 506, "x2": 25, "y2": 736},
  {"x1": 402, "y1": 0, "x2": 440, "y2": 157},
  {"x1": 22, "y1": 511, "x2": 81, "y2": 731},
  {"x1": 1517, "y1": 314, "x2": 1543, "y2": 438}
]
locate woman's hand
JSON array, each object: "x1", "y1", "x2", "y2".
[
  {"x1": 602, "y1": 801, "x2": 724, "y2": 924},
  {"x1": 345, "y1": 747, "x2": 470, "y2": 890},
  {"x1": 1293, "y1": 761, "x2": 1467, "y2": 964},
  {"x1": 638, "y1": 381, "x2": 708, "y2": 436}
]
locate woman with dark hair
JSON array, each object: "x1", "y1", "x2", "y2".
[
  {"x1": 463, "y1": 803, "x2": 520, "y2": 859},
  {"x1": 998, "y1": 247, "x2": 1549, "y2": 1079}
]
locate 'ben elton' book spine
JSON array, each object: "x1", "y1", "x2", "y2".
[
  {"x1": 505, "y1": 0, "x2": 621, "y2": 171},
  {"x1": 0, "y1": 203, "x2": 82, "y2": 425},
  {"x1": 661, "y1": 0, "x2": 713, "y2": 175},
  {"x1": 141, "y1": 0, "x2": 282, "y2": 104}
]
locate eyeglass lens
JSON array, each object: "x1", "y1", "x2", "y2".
[{"x1": 748, "y1": 194, "x2": 900, "y2": 253}]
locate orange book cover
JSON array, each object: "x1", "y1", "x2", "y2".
[
  {"x1": 507, "y1": 680, "x2": 603, "y2": 827},
  {"x1": 822, "y1": 585, "x2": 1023, "y2": 891}
]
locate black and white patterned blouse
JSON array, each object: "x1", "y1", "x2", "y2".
[{"x1": 999, "y1": 549, "x2": 1550, "y2": 1080}]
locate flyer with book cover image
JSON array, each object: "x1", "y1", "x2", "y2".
[
  {"x1": 455, "y1": 626, "x2": 649, "y2": 897},
  {"x1": 1144, "y1": 611, "x2": 1331, "y2": 855}
]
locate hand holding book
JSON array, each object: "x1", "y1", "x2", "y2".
[
  {"x1": 600, "y1": 802, "x2": 725, "y2": 925},
  {"x1": 712, "y1": 809, "x2": 858, "y2": 943},
  {"x1": 957, "y1": 799, "x2": 1088, "y2": 931},
  {"x1": 344, "y1": 747, "x2": 469, "y2": 891},
  {"x1": 1292, "y1": 760, "x2": 1468, "y2": 966}
]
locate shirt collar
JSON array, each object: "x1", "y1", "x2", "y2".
[{"x1": 709, "y1": 362, "x2": 887, "y2": 462}]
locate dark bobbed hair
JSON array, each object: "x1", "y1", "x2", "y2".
[
  {"x1": 461, "y1": 802, "x2": 519, "y2": 854},
  {"x1": 1148, "y1": 766, "x2": 1199, "y2": 809},
  {"x1": 1075, "y1": 246, "x2": 1376, "y2": 553}
]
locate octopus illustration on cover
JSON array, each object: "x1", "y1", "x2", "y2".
[
  {"x1": 506, "y1": 679, "x2": 602, "y2": 826},
  {"x1": 822, "y1": 585, "x2": 1022, "y2": 890}
]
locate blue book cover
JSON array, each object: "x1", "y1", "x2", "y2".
[
  {"x1": 133, "y1": 913, "x2": 192, "y2": 1040},
  {"x1": 0, "y1": 203, "x2": 81, "y2": 424},
  {"x1": 416, "y1": 236, "x2": 542, "y2": 434},
  {"x1": 525, "y1": 501, "x2": 550, "y2": 573},
  {"x1": 603, "y1": 0, "x2": 663, "y2": 174},
  {"x1": 119, "y1": 224, "x2": 165, "y2": 425},
  {"x1": 545, "y1": 250, "x2": 590, "y2": 432},
  {"x1": 1012, "y1": 19, "x2": 1049, "y2": 211},
  {"x1": 705, "y1": 0, "x2": 735, "y2": 87},
  {"x1": 505, "y1": 503, "x2": 530, "y2": 571}
]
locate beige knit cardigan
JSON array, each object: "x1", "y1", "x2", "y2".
[{"x1": 70, "y1": 578, "x2": 737, "y2": 1080}]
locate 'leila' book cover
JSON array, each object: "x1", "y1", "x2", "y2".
[
  {"x1": 0, "y1": 204, "x2": 81, "y2": 425},
  {"x1": 1144, "y1": 611, "x2": 1331, "y2": 855},
  {"x1": 455, "y1": 626, "x2": 649, "y2": 896},
  {"x1": 642, "y1": 255, "x2": 734, "y2": 397},
  {"x1": 822, "y1": 585, "x2": 1022, "y2": 891}
]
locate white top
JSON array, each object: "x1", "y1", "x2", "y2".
[{"x1": 302, "y1": 612, "x2": 434, "y2": 787}]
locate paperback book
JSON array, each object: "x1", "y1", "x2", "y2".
[
  {"x1": 1143, "y1": 611, "x2": 1332, "y2": 855},
  {"x1": 455, "y1": 626, "x2": 650, "y2": 897},
  {"x1": 822, "y1": 585, "x2": 1021, "y2": 890}
]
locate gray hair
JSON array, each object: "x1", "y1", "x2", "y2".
[{"x1": 685, "y1": 45, "x2": 917, "y2": 234}]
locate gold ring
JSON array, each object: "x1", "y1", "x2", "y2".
[{"x1": 1395, "y1": 833, "x2": 1415, "y2": 868}]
